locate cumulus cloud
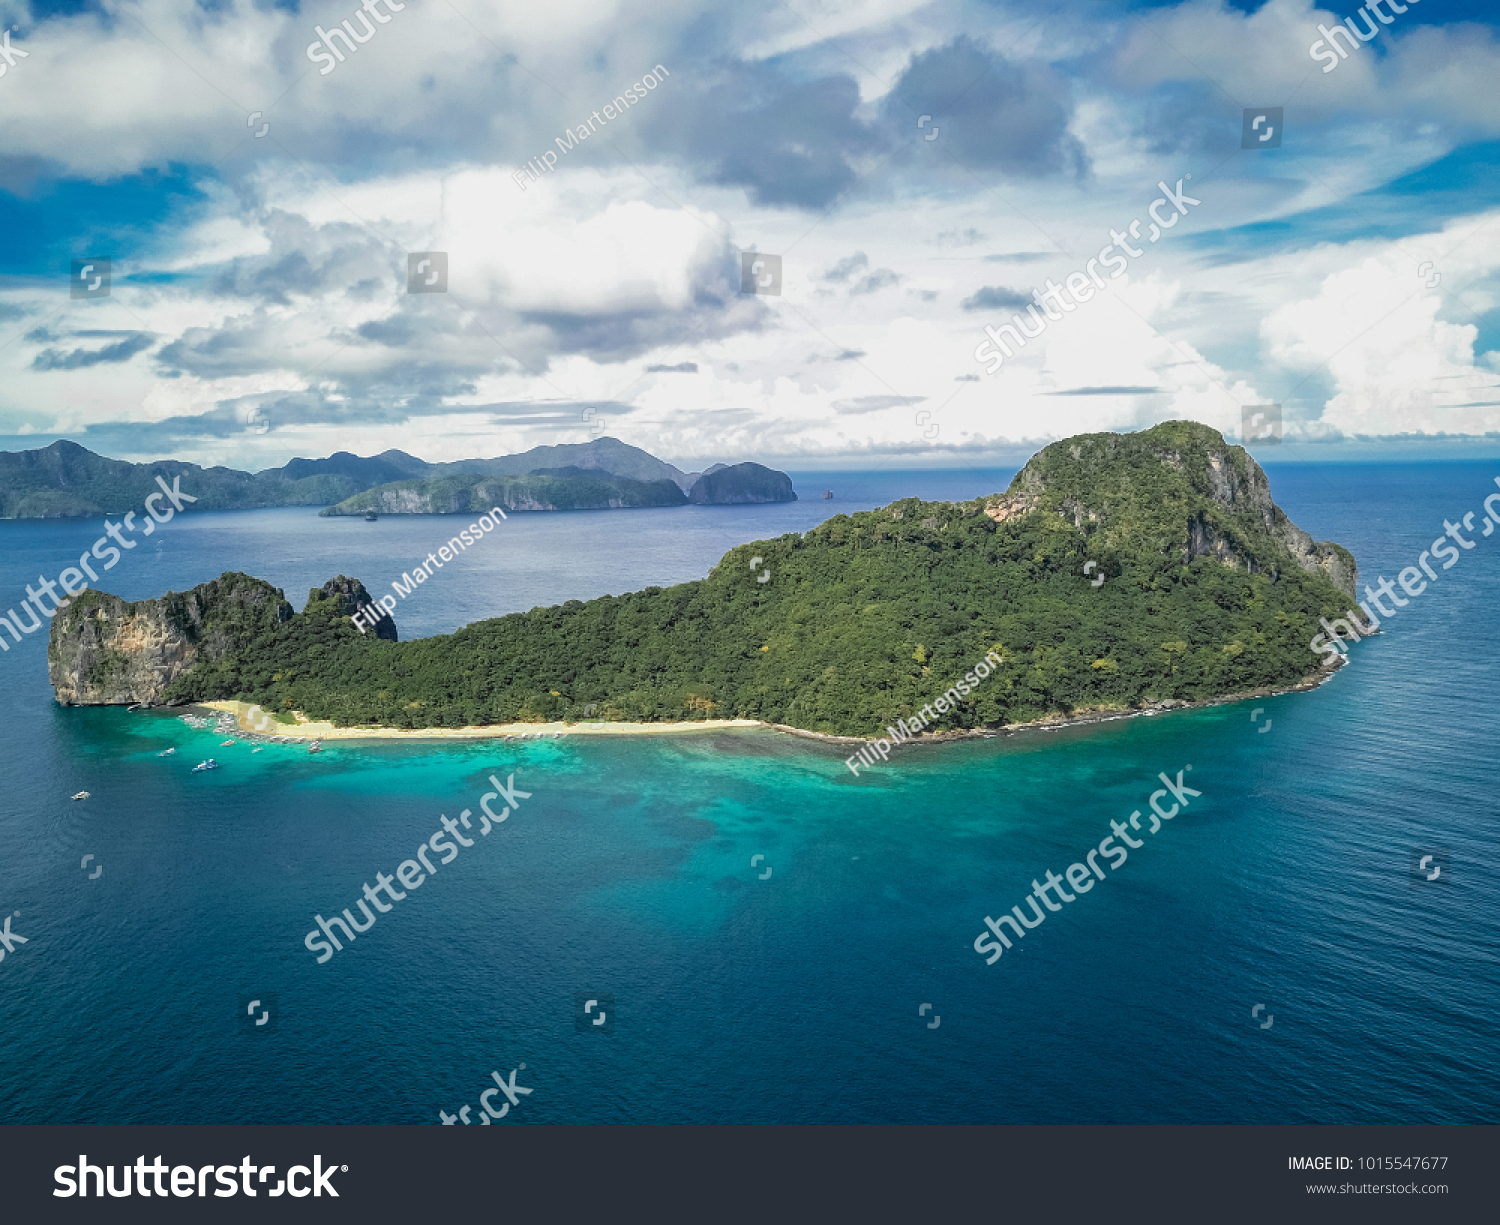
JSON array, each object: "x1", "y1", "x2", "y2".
[
  {"x1": 850, "y1": 269, "x2": 900, "y2": 295},
  {"x1": 882, "y1": 36, "x2": 1089, "y2": 180},
  {"x1": 823, "y1": 253, "x2": 870, "y2": 283},
  {"x1": 32, "y1": 332, "x2": 154, "y2": 370},
  {"x1": 1, "y1": 0, "x2": 1497, "y2": 467},
  {"x1": 961, "y1": 286, "x2": 1034, "y2": 312},
  {"x1": 1261, "y1": 218, "x2": 1500, "y2": 436}
]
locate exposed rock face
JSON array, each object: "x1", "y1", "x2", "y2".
[
  {"x1": 1001, "y1": 421, "x2": 1358, "y2": 599},
  {"x1": 48, "y1": 572, "x2": 294, "y2": 706},
  {"x1": 313, "y1": 575, "x2": 397, "y2": 641},
  {"x1": 983, "y1": 494, "x2": 1036, "y2": 523},
  {"x1": 688, "y1": 462, "x2": 797, "y2": 504}
]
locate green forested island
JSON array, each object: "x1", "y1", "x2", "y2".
[
  {"x1": 0, "y1": 437, "x2": 792, "y2": 517},
  {"x1": 318, "y1": 470, "x2": 691, "y2": 515},
  {"x1": 48, "y1": 422, "x2": 1357, "y2": 737}
]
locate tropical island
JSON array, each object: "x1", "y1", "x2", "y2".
[
  {"x1": 0, "y1": 437, "x2": 795, "y2": 518},
  {"x1": 46, "y1": 422, "x2": 1357, "y2": 740},
  {"x1": 315, "y1": 461, "x2": 794, "y2": 516}
]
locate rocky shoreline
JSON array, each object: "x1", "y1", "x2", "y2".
[{"x1": 767, "y1": 656, "x2": 1345, "y2": 747}]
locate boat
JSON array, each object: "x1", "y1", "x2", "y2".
[
  {"x1": 221, "y1": 739, "x2": 236, "y2": 746},
  {"x1": 308, "y1": 741, "x2": 322, "y2": 753},
  {"x1": 159, "y1": 748, "x2": 176, "y2": 757},
  {"x1": 251, "y1": 747, "x2": 263, "y2": 753},
  {"x1": 71, "y1": 791, "x2": 90, "y2": 800},
  {"x1": 364, "y1": 510, "x2": 378, "y2": 521},
  {"x1": 191, "y1": 759, "x2": 218, "y2": 773}
]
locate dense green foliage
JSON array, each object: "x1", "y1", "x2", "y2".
[
  {"x1": 688, "y1": 462, "x2": 797, "y2": 504},
  {"x1": 320, "y1": 471, "x2": 688, "y2": 515},
  {"x1": 0, "y1": 441, "x2": 358, "y2": 517},
  {"x1": 162, "y1": 423, "x2": 1357, "y2": 737},
  {"x1": 2, "y1": 437, "x2": 795, "y2": 518}
]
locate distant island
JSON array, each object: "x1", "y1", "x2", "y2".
[
  {"x1": 318, "y1": 461, "x2": 795, "y2": 516},
  {"x1": 46, "y1": 423, "x2": 1359, "y2": 740},
  {"x1": 0, "y1": 437, "x2": 795, "y2": 518}
]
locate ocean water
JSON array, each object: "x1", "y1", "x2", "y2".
[{"x1": 0, "y1": 463, "x2": 1496, "y2": 1124}]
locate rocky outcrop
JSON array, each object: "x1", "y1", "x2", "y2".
[
  {"x1": 983, "y1": 493, "x2": 1037, "y2": 523},
  {"x1": 999, "y1": 421, "x2": 1358, "y2": 599},
  {"x1": 687, "y1": 462, "x2": 797, "y2": 505},
  {"x1": 312, "y1": 575, "x2": 397, "y2": 641},
  {"x1": 48, "y1": 572, "x2": 294, "y2": 706}
]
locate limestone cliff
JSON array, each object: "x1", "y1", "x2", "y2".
[
  {"x1": 314, "y1": 575, "x2": 397, "y2": 641},
  {"x1": 50, "y1": 573, "x2": 308, "y2": 706},
  {"x1": 993, "y1": 421, "x2": 1358, "y2": 599}
]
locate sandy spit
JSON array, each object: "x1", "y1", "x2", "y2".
[{"x1": 199, "y1": 701, "x2": 760, "y2": 741}]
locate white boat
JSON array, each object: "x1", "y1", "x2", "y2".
[
  {"x1": 308, "y1": 741, "x2": 322, "y2": 753},
  {"x1": 191, "y1": 759, "x2": 218, "y2": 773},
  {"x1": 221, "y1": 739, "x2": 236, "y2": 746},
  {"x1": 71, "y1": 791, "x2": 90, "y2": 800},
  {"x1": 159, "y1": 748, "x2": 176, "y2": 757}
]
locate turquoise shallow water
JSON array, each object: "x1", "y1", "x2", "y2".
[{"x1": 0, "y1": 464, "x2": 1496, "y2": 1123}]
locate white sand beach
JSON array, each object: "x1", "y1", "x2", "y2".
[{"x1": 200, "y1": 700, "x2": 762, "y2": 741}]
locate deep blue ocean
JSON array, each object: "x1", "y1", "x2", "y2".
[{"x1": 0, "y1": 463, "x2": 1496, "y2": 1124}]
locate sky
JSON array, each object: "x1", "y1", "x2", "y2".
[{"x1": 1, "y1": 0, "x2": 1499, "y2": 472}]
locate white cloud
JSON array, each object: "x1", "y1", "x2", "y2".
[{"x1": 3, "y1": 0, "x2": 1500, "y2": 466}]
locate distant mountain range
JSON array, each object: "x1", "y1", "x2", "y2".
[{"x1": 0, "y1": 438, "x2": 796, "y2": 518}]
